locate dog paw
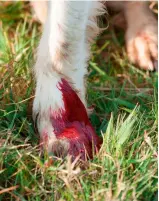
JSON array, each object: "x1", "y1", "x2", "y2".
[
  {"x1": 54, "y1": 121, "x2": 102, "y2": 161},
  {"x1": 33, "y1": 78, "x2": 102, "y2": 161},
  {"x1": 125, "y1": 14, "x2": 158, "y2": 71},
  {"x1": 36, "y1": 115, "x2": 102, "y2": 161}
]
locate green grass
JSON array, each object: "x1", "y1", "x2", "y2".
[{"x1": 0, "y1": 2, "x2": 158, "y2": 201}]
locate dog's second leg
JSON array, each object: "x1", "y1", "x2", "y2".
[
  {"x1": 33, "y1": 1, "x2": 103, "y2": 160},
  {"x1": 107, "y1": 1, "x2": 158, "y2": 71},
  {"x1": 30, "y1": 1, "x2": 47, "y2": 24},
  {"x1": 124, "y1": 2, "x2": 158, "y2": 71}
]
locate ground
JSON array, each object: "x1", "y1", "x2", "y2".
[{"x1": 0, "y1": 2, "x2": 158, "y2": 201}]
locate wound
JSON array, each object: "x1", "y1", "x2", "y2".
[{"x1": 50, "y1": 78, "x2": 102, "y2": 159}]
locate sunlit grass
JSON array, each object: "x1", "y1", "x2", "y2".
[{"x1": 0, "y1": 2, "x2": 158, "y2": 201}]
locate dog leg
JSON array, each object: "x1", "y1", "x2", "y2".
[
  {"x1": 30, "y1": 1, "x2": 47, "y2": 24},
  {"x1": 124, "y1": 2, "x2": 158, "y2": 71},
  {"x1": 33, "y1": 1, "x2": 104, "y2": 160},
  {"x1": 107, "y1": 1, "x2": 158, "y2": 70}
]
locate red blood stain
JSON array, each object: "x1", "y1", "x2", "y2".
[{"x1": 50, "y1": 78, "x2": 102, "y2": 160}]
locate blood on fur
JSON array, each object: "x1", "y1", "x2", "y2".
[{"x1": 50, "y1": 78, "x2": 102, "y2": 159}]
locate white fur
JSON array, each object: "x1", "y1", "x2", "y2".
[
  {"x1": 32, "y1": 1, "x2": 157, "y2": 153},
  {"x1": 33, "y1": 1, "x2": 105, "y2": 150}
]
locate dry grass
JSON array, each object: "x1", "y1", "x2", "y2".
[{"x1": 0, "y1": 2, "x2": 158, "y2": 201}]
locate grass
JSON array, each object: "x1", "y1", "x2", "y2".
[{"x1": 0, "y1": 2, "x2": 158, "y2": 201}]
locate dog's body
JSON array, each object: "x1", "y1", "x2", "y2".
[{"x1": 31, "y1": 1, "x2": 157, "y2": 159}]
